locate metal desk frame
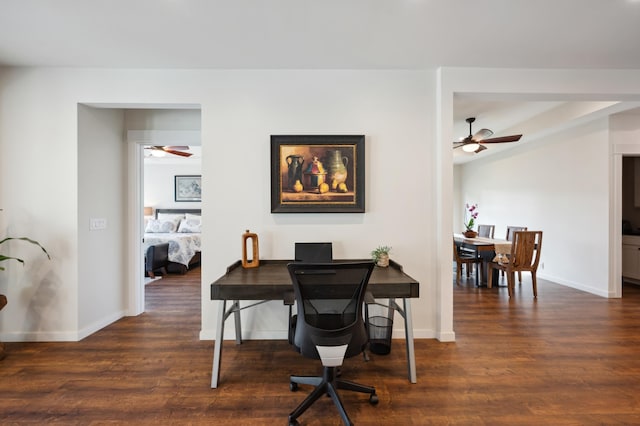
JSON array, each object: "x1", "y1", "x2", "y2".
[{"x1": 210, "y1": 259, "x2": 419, "y2": 388}]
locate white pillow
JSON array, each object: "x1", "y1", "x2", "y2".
[
  {"x1": 157, "y1": 213, "x2": 183, "y2": 229},
  {"x1": 145, "y1": 219, "x2": 178, "y2": 233},
  {"x1": 178, "y1": 217, "x2": 201, "y2": 233},
  {"x1": 157, "y1": 213, "x2": 184, "y2": 221}
]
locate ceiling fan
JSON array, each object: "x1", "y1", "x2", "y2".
[
  {"x1": 144, "y1": 145, "x2": 193, "y2": 157},
  {"x1": 453, "y1": 117, "x2": 522, "y2": 153}
]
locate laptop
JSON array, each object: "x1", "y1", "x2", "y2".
[{"x1": 294, "y1": 242, "x2": 333, "y2": 262}]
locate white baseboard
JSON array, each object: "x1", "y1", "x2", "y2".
[
  {"x1": 1, "y1": 310, "x2": 126, "y2": 342},
  {"x1": 537, "y1": 272, "x2": 610, "y2": 298},
  {"x1": 78, "y1": 310, "x2": 126, "y2": 340}
]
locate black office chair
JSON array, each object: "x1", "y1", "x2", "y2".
[
  {"x1": 288, "y1": 243, "x2": 334, "y2": 344},
  {"x1": 287, "y1": 262, "x2": 378, "y2": 426}
]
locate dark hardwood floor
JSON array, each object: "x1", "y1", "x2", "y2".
[{"x1": 2, "y1": 267, "x2": 640, "y2": 425}]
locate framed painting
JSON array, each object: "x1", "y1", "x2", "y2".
[
  {"x1": 175, "y1": 175, "x2": 201, "y2": 202},
  {"x1": 270, "y1": 135, "x2": 365, "y2": 213}
]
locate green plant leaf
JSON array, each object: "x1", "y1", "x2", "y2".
[{"x1": 0, "y1": 237, "x2": 51, "y2": 270}]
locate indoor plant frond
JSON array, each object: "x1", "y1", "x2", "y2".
[
  {"x1": 1, "y1": 213, "x2": 51, "y2": 359},
  {"x1": 0, "y1": 237, "x2": 51, "y2": 271}
]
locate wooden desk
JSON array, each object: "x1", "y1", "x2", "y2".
[
  {"x1": 210, "y1": 259, "x2": 420, "y2": 388},
  {"x1": 454, "y1": 234, "x2": 511, "y2": 285}
]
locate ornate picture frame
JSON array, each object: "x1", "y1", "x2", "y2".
[{"x1": 270, "y1": 135, "x2": 365, "y2": 213}]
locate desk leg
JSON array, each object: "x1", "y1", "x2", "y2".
[
  {"x1": 389, "y1": 298, "x2": 417, "y2": 384},
  {"x1": 211, "y1": 299, "x2": 226, "y2": 388},
  {"x1": 403, "y1": 298, "x2": 417, "y2": 383},
  {"x1": 233, "y1": 299, "x2": 242, "y2": 344}
]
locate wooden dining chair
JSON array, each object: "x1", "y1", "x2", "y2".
[
  {"x1": 477, "y1": 224, "x2": 495, "y2": 238},
  {"x1": 488, "y1": 230, "x2": 543, "y2": 297},
  {"x1": 503, "y1": 226, "x2": 527, "y2": 282},
  {"x1": 506, "y1": 226, "x2": 527, "y2": 241},
  {"x1": 453, "y1": 240, "x2": 483, "y2": 285}
]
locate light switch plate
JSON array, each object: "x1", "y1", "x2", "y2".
[{"x1": 90, "y1": 218, "x2": 107, "y2": 230}]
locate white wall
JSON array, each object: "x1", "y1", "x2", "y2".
[
  {"x1": 126, "y1": 109, "x2": 201, "y2": 131},
  {"x1": 78, "y1": 105, "x2": 128, "y2": 338},
  {"x1": 0, "y1": 68, "x2": 436, "y2": 343},
  {"x1": 2, "y1": 66, "x2": 640, "y2": 344},
  {"x1": 0, "y1": 68, "x2": 78, "y2": 341},
  {"x1": 200, "y1": 70, "x2": 435, "y2": 341},
  {"x1": 144, "y1": 163, "x2": 202, "y2": 210},
  {"x1": 456, "y1": 118, "x2": 611, "y2": 296}
]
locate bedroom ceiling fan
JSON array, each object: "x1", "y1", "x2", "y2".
[
  {"x1": 144, "y1": 145, "x2": 193, "y2": 157},
  {"x1": 453, "y1": 117, "x2": 522, "y2": 153}
]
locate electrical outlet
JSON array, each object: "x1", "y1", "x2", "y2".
[
  {"x1": 541, "y1": 262, "x2": 545, "y2": 269},
  {"x1": 90, "y1": 218, "x2": 107, "y2": 230}
]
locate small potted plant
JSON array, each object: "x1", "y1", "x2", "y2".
[
  {"x1": 371, "y1": 245, "x2": 392, "y2": 267},
  {"x1": 463, "y1": 203, "x2": 479, "y2": 238}
]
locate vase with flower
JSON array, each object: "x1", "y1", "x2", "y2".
[{"x1": 463, "y1": 203, "x2": 479, "y2": 238}]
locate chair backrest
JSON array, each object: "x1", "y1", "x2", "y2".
[
  {"x1": 506, "y1": 226, "x2": 527, "y2": 241},
  {"x1": 287, "y1": 261, "x2": 374, "y2": 360},
  {"x1": 509, "y1": 231, "x2": 543, "y2": 271},
  {"x1": 477, "y1": 224, "x2": 495, "y2": 238},
  {"x1": 452, "y1": 240, "x2": 465, "y2": 262},
  {"x1": 294, "y1": 242, "x2": 333, "y2": 262}
]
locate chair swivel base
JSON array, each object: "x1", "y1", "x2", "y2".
[{"x1": 289, "y1": 366, "x2": 378, "y2": 426}]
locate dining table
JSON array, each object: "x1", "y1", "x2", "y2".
[{"x1": 453, "y1": 233, "x2": 512, "y2": 285}]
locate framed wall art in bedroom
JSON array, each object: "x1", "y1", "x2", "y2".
[{"x1": 175, "y1": 175, "x2": 201, "y2": 202}]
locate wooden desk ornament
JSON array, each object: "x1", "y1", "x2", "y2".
[{"x1": 241, "y1": 229, "x2": 260, "y2": 268}]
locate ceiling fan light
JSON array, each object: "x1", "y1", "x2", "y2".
[
  {"x1": 462, "y1": 143, "x2": 480, "y2": 153},
  {"x1": 150, "y1": 150, "x2": 166, "y2": 157}
]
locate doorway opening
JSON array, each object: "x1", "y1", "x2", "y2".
[{"x1": 128, "y1": 108, "x2": 202, "y2": 315}]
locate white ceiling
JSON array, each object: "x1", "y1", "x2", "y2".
[
  {"x1": 2, "y1": 0, "x2": 639, "y2": 164},
  {"x1": 1, "y1": 0, "x2": 639, "y2": 70}
]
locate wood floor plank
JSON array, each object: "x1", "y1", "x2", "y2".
[{"x1": 2, "y1": 268, "x2": 640, "y2": 424}]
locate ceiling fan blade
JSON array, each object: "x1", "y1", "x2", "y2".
[
  {"x1": 145, "y1": 145, "x2": 193, "y2": 157},
  {"x1": 454, "y1": 117, "x2": 524, "y2": 153},
  {"x1": 163, "y1": 146, "x2": 190, "y2": 150},
  {"x1": 163, "y1": 148, "x2": 193, "y2": 157},
  {"x1": 472, "y1": 128, "x2": 493, "y2": 142},
  {"x1": 480, "y1": 134, "x2": 523, "y2": 144}
]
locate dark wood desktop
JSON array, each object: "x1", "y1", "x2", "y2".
[{"x1": 210, "y1": 259, "x2": 420, "y2": 388}]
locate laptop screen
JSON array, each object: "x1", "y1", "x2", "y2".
[{"x1": 294, "y1": 242, "x2": 333, "y2": 262}]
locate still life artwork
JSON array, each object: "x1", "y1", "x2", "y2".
[{"x1": 270, "y1": 135, "x2": 365, "y2": 213}]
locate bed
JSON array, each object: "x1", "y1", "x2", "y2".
[{"x1": 143, "y1": 208, "x2": 201, "y2": 274}]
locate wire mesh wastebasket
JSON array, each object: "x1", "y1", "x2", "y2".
[{"x1": 368, "y1": 315, "x2": 393, "y2": 355}]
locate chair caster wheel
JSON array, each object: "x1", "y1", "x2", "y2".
[
  {"x1": 289, "y1": 382, "x2": 298, "y2": 392},
  {"x1": 289, "y1": 419, "x2": 300, "y2": 426},
  {"x1": 369, "y1": 393, "x2": 379, "y2": 405}
]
